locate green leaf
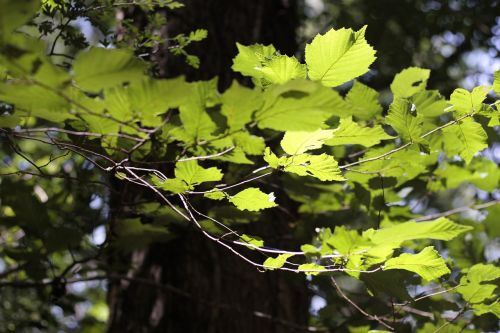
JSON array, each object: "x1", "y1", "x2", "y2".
[
  {"x1": 367, "y1": 218, "x2": 473, "y2": 245},
  {"x1": 265, "y1": 149, "x2": 345, "y2": 181},
  {"x1": 384, "y1": 246, "x2": 450, "y2": 282},
  {"x1": 231, "y1": 43, "x2": 277, "y2": 79},
  {"x1": 344, "y1": 81, "x2": 383, "y2": 120},
  {"x1": 305, "y1": 25, "x2": 376, "y2": 87},
  {"x1": 232, "y1": 132, "x2": 266, "y2": 156},
  {"x1": 178, "y1": 80, "x2": 218, "y2": 141},
  {"x1": 256, "y1": 82, "x2": 344, "y2": 131},
  {"x1": 325, "y1": 117, "x2": 394, "y2": 147},
  {"x1": 152, "y1": 176, "x2": 190, "y2": 194},
  {"x1": 300, "y1": 244, "x2": 321, "y2": 256},
  {"x1": 412, "y1": 90, "x2": 448, "y2": 117},
  {"x1": 442, "y1": 118, "x2": 487, "y2": 164},
  {"x1": 281, "y1": 129, "x2": 334, "y2": 155},
  {"x1": 386, "y1": 98, "x2": 424, "y2": 142},
  {"x1": 457, "y1": 263, "x2": 500, "y2": 305},
  {"x1": 204, "y1": 190, "x2": 226, "y2": 200},
  {"x1": 240, "y1": 234, "x2": 264, "y2": 249},
  {"x1": 263, "y1": 253, "x2": 293, "y2": 270},
  {"x1": 472, "y1": 300, "x2": 500, "y2": 318},
  {"x1": 494, "y1": 70, "x2": 500, "y2": 95},
  {"x1": 229, "y1": 187, "x2": 277, "y2": 211},
  {"x1": 297, "y1": 263, "x2": 325, "y2": 275},
  {"x1": 175, "y1": 160, "x2": 223, "y2": 188},
  {"x1": 329, "y1": 226, "x2": 371, "y2": 255},
  {"x1": 390, "y1": 67, "x2": 430, "y2": 98},
  {"x1": 258, "y1": 55, "x2": 306, "y2": 85},
  {"x1": 73, "y1": 48, "x2": 147, "y2": 92},
  {"x1": 449, "y1": 86, "x2": 489, "y2": 115},
  {"x1": 126, "y1": 78, "x2": 190, "y2": 126},
  {"x1": 0, "y1": 0, "x2": 39, "y2": 38},
  {"x1": 221, "y1": 81, "x2": 262, "y2": 130},
  {"x1": 188, "y1": 29, "x2": 208, "y2": 41}
]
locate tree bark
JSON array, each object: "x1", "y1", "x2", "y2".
[{"x1": 107, "y1": 1, "x2": 310, "y2": 332}]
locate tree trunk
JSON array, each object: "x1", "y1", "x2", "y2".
[{"x1": 107, "y1": 1, "x2": 310, "y2": 332}]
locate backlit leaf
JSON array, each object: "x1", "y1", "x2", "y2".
[
  {"x1": 384, "y1": 246, "x2": 450, "y2": 282},
  {"x1": 305, "y1": 26, "x2": 376, "y2": 87},
  {"x1": 230, "y1": 187, "x2": 277, "y2": 211},
  {"x1": 390, "y1": 67, "x2": 430, "y2": 98}
]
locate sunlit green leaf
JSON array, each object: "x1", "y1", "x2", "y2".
[
  {"x1": 384, "y1": 246, "x2": 450, "y2": 281},
  {"x1": 230, "y1": 187, "x2": 277, "y2": 211},
  {"x1": 326, "y1": 117, "x2": 394, "y2": 147},
  {"x1": 281, "y1": 129, "x2": 333, "y2": 155},
  {"x1": 390, "y1": 67, "x2": 430, "y2": 98},
  {"x1": 305, "y1": 25, "x2": 376, "y2": 87}
]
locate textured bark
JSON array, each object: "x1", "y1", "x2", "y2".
[{"x1": 107, "y1": 1, "x2": 310, "y2": 332}]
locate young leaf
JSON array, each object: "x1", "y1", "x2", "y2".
[
  {"x1": 221, "y1": 81, "x2": 262, "y2": 130},
  {"x1": 256, "y1": 83, "x2": 344, "y2": 131},
  {"x1": 298, "y1": 263, "x2": 325, "y2": 275},
  {"x1": 258, "y1": 55, "x2": 307, "y2": 85},
  {"x1": 73, "y1": 48, "x2": 147, "y2": 92},
  {"x1": 229, "y1": 188, "x2": 277, "y2": 211},
  {"x1": 442, "y1": 118, "x2": 487, "y2": 164},
  {"x1": 384, "y1": 246, "x2": 450, "y2": 282},
  {"x1": 282, "y1": 153, "x2": 345, "y2": 181},
  {"x1": 344, "y1": 81, "x2": 383, "y2": 120},
  {"x1": 305, "y1": 26, "x2": 376, "y2": 87},
  {"x1": 175, "y1": 160, "x2": 223, "y2": 188},
  {"x1": 325, "y1": 117, "x2": 394, "y2": 147},
  {"x1": 411, "y1": 90, "x2": 448, "y2": 117},
  {"x1": 232, "y1": 132, "x2": 266, "y2": 156},
  {"x1": 494, "y1": 70, "x2": 500, "y2": 95},
  {"x1": 231, "y1": 43, "x2": 277, "y2": 79},
  {"x1": 457, "y1": 264, "x2": 500, "y2": 305},
  {"x1": 367, "y1": 218, "x2": 472, "y2": 245},
  {"x1": 204, "y1": 190, "x2": 226, "y2": 200},
  {"x1": 263, "y1": 253, "x2": 293, "y2": 270},
  {"x1": 178, "y1": 81, "x2": 218, "y2": 141},
  {"x1": 386, "y1": 98, "x2": 424, "y2": 142},
  {"x1": 449, "y1": 86, "x2": 489, "y2": 115},
  {"x1": 390, "y1": 67, "x2": 430, "y2": 98},
  {"x1": 280, "y1": 129, "x2": 334, "y2": 155},
  {"x1": 152, "y1": 176, "x2": 190, "y2": 194},
  {"x1": 240, "y1": 234, "x2": 264, "y2": 249}
]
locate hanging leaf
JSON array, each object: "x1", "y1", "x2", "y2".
[
  {"x1": 493, "y1": 70, "x2": 500, "y2": 95},
  {"x1": 258, "y1": 55, "x2": 307, "y2": 85},
  {"x1": 390, "y1": 67, "x2": 430, "y2": 98},
  {"x1": 442, "y1": 118, "x2": 487, "y2": 164},
  {"x1": 73, "y1": 48, "x2": 147, "y2": 92},
  {"x1": 449, "y1": 86, "x2": 489, "y2": 115},
  {"x1": 231, "y1": 43, "x2": 277, "y2": 79},
  {"x1": 305, "y1": 26, "x2": 376, "y2": 87},
  {"x1": 256, "y1": 82, "x2": 344, "y2": 131},
  {"x1": 265, "y1": 148, "x2": 345, "y2": 181},
  {"x1": 263, "y1": 253, "x2": 294, "y2": 270},
  {"x1": 230, "y1": 187, "x2": 277, "y2": 211},
  {"x1": 280, "y1": 129, "x2": 334, "y2": 155},
  {"x1": 411, "y1": 90, "x2": 448, "y2": 117},
  {"x1": 367, "y1": 218, "x2": 472, "y2": 245},
  {"x1": 326, "y1": 117, "x2": 394, "y2": 147},
  {"x1": 343, "y1": 81, "x2": 383, "y2": 120},
  {"x1": 221, "y1": 81, "x2": 262, "y2": 130},
  {"x1": 384, "y1": 246, "x2": 450, "y2": 282},
  {"x1": 386, "y1": 98, "x2": 424, "y2": 142},
  {"x1": 175, "y1": 160, "x2": 223, "y2": 188}
]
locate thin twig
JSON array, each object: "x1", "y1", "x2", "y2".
[{"x1": 331, "y1": 276, "x2": 394, "y2": 331}]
